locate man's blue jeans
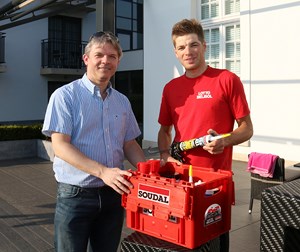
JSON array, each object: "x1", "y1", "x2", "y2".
[{"x1": 54, "y1": 183, "x2": 124, "y2": 252}]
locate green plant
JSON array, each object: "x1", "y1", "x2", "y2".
[{"x1": 0, "y1": 124, "x2": 46, "y2": 141}]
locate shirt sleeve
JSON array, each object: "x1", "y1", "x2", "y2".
[
  {"x1": 228, "y1": 73, "x2": 250, "y2": 120},
  {"x1": 42, "y1": 87, "x2": 73, "y2": 137}
]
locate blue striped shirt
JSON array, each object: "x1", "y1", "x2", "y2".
[{"x1": 42, "y1": 74, "x2": 141, "y2": 187}]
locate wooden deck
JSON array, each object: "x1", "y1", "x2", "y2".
[{"x1": 0, "y1": 156, "x2": 261, "y2": 252}]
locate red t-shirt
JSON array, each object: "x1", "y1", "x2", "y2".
[{"x1": 158, "y1": 66, "x2": 250, "y2": 170}]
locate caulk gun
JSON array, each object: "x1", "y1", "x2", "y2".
[{"x1": 171, "y1": 133, "x2": 231, "y2": 162}]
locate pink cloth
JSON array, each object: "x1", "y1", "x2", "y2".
[{"x1": 247, "y1": 152, "x2": 279, "y2": 178}]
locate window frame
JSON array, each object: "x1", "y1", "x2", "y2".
[
  {"x1": 115, "y1": 0, "x2": 143, "y2": 52},
  {"x1": 199, "y1": 0, "x2": 240, "y2": 75}
]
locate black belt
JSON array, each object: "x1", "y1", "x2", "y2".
[{"x1": 57, "y1": 182, "x2": 109, "y2": 195}]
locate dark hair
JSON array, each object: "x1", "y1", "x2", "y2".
[
  {"x1": 171, "y1": 19, "x2": 205, "y2": 46},
  {"x1": 85, "y1": 31, "x2": 123, "y2": 59}
]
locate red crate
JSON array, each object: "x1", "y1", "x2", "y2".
[{"x1": 122, "y1": 160, "x2": 235, "y2": 249}]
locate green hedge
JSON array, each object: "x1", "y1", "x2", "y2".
[{"x1": 0, "y1": 124, "x2": 46, "y2": 141}]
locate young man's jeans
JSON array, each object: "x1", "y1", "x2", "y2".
[{"x1": 54, "y1": 183, "x2": 124, "y2": 252}]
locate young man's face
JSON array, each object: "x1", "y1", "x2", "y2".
[
  {"x1": 174, "y1": 33, "x2": 206, "y2": 72},
  {"x1": 83, "y1": 42, "x2": 120, "y2": 85}
]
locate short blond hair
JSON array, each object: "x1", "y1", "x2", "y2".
[{"x1": 85, "y1": 32, "x2": 123, "y2": 59}]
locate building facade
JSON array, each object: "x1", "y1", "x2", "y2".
[
  {"x1": 0, "y1": 0, "x2": 143, "y2": 126},
  {"x1": 1, "y1": 0, "x2": 300, "y2": 163}
]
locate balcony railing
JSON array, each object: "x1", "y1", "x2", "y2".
[
  {"x1": 0, "y1": 32, "x2": 5, "y2": 64},
  {"x1": 41, "y1": 39, "x2": 87, "y2": 69}
]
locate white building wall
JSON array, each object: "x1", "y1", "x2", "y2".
[
  {"x1": 143, "y1": 0, "x2": 192, "y2": 146},
  {"x1": 118, "y1": 50, "x2": 143, "y2": 71},
  {"x1": 0, "y1": 8, "x2": 142, "y2": 125},
  {"x1": 236, "y1": 0, "x2": 300, "y2": 163},
  {"x1": 144, "y1": 0, "x2": 300, "y2": 163},
  {"x1": 0, "y1": 11, "x2": 96, "y2": 124},
  {"x1": 0, "y1": 19, "x2": 48, "y2": 122},
  {"x1": 82, "y1": 11, "x2": 97, "y2": 41}
]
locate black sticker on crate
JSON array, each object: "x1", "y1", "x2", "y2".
[
  {"x1": 142, "y1": 208, "x2": 153, "y2": 216},
  {"x1": 138, "y1": 184, "x2": 170, "y2": 205},
  {"x1": 204, "y1": 203, "x2": 222, "y2": 226}
]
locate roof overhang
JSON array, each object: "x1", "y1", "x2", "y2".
[{"x1": 0, "y1": 0, "x2": 96, "y2": 30}]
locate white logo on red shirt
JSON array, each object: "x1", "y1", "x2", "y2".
[{"x1": 196, "y1": 91, "x2": 212, "y2": 99}]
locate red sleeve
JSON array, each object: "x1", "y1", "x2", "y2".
[{"x1": 227, "y1": 73, "x2": 250, "y2": 120}]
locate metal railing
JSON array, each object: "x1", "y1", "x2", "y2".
[
  {"x1": 0, "y1": 32, "x2": 5, "y2": 64},
  {"x1": 41, "y1": 39, "x2": 87, "y2": 69}
]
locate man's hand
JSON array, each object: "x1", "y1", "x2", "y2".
[
  {"x1": 101, "y1": 167, "x2": 134, "y2": 195},
  {"x1": 160, "y1": 152, "x2": 182, "y2": 166},
  {"x1": 203, "y1": 129, "x2": 225, "y2": 155}
]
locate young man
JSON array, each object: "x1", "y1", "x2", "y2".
[
  {"x1": 42, "y1": 32, "x2": 146, "y2": 252},
  {"x1": 158, "y1": 19, "x2": 253, "y2": 251}
]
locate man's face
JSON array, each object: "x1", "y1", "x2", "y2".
[
  {"x1": 174, "y1": 33, "x2": 206, "y2": 72},
  {"x1": 83, "y1": 42, "x2": 120, "y2": 85}
]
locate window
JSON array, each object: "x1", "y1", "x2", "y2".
[
  {"x1": 116, "y1": 0, "x2": 143, "y2": 51},
  {"x1": 225, "y1": 24, "x2": 240, "y2": 74},
  {"x1": 204, "y1": 28, "x2": 220, "y2": 69},
  {"x1": 204, "y1": 24, "x2": 240, "y2": 75},
  {"x1": 48, "y1": 16, "x2": 82, "y2": 68},
  {"x1": 49, "y1": 16, "x2": 81, "y2": 43},
  {"x1": 200, "y1": 0, "x2": 240, "y2": 75},
  {"x1": 200, "y1": 0, "x2": 239, "y2": 20},
  {"x1": 0, "y1": 32, "x2": 5, "y2": 64},
  {"x1": 225, "y1": 0, "x2": 240, "y2": 15},
  {"x1": 115, "y1": 70, "x2": 143, "y2": 124},
  {"x1": 201, "y1": 0, "x2": 219, "y2": 19}
]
